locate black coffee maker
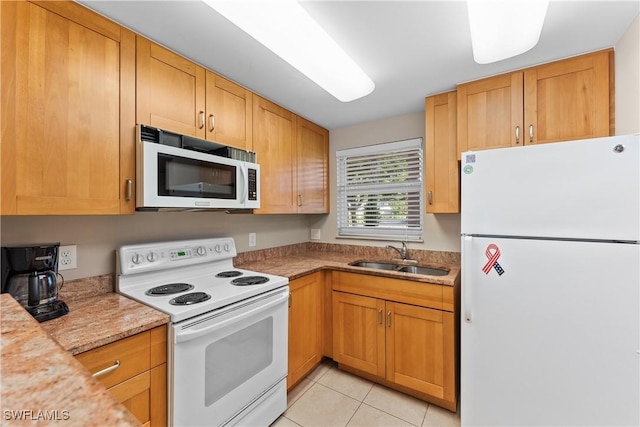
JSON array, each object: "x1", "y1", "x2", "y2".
[{"x1": 1, "y1": 243, "x2": 69, "y2": 322}]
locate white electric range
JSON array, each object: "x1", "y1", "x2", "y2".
[{"x1": 117, "y1": 237, "x2": 289, "y2": 427}]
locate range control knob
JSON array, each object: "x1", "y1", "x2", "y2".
[
  {"x1": 196, "y1": 246, "x2": 206, "y2": 256},
  {"x1": 214, "y1": 244, "x2": 222, "y2": 253},
  {"x1": 132, "y1": 253, "x2": 143, "y2": 265},
  {"x1": 223, "y1": 243, "x2": 231, "y2": 252},
  {"x1": 147, "y1": 252, "x2": 158, "y2": 262}
]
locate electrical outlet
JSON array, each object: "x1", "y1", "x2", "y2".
[
  {"x1": 249, "y1": 233, "x2": 256, "y2": 247},
  {"x1": 310, "y1": 228, "x2": 321, "y2": 240},
  {"x1": 58, "y1": 245, "x2": 77, "y2": 271}
]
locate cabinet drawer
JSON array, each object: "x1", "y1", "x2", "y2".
[{"x1": 76, "y1": 331, "x2": 151, "y2": 389}]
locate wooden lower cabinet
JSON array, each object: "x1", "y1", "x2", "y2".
[
  {"x1": 332, "y1": 292, "x2": 385, "y2": 377},
  {"x1": 332, "y1": 273, "x2": 458, "y2": 412},
  {"x1": 287, "y1": 272, "x2": 324, "y2": 390},
  {"x1": 386, "y1": 302, "x2": 455, "y2": 405},
  {"x1": 75, "y1": 325, "x2": 167, "y2": 427}
]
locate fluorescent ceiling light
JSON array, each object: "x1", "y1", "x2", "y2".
[
  {"x1": 204, "y1": 0, "x2": 375, "y2": 102},
  {"x1": 467, "y1": 0, "x2": 549, "y2": 64}
]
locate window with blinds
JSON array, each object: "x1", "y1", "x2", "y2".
[{"x1": 336, "y1": 138, "x2": 423, "y2": 241}]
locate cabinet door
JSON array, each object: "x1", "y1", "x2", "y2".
[
  {"x1": 386, "y1": 302, "x2": 455, "y2": 404},
  {"x1": 252, "y1": 95, "x2": 297, "y2": 213},
  {"x1": 425, "y1": 91, "x2": 459, "y2": 213},
  {"x1": 136, "y1": 36, "x2": 206, "y2": 138},
  {"x1": 457, "y1": 72, "x2": 524, "y2": 156},
  {"x1": 524, "y1": 50, "x2": 612, "y2": 145},
  {"x1": 288, "y1": 272, "x2": 323, "y2": 390},
  {"x1": 1, "y1": 1, "x2": 135, "y2": 215},
  {"x1": 205, "y1": 72, "x2": 253, "y2": 150},
  {"x1": 332, "y1": 291, "x2": 385, "y2": 378},
  {"x1": 76, "y1": 326, "x2": 167, "y2": 427},
  {"x1": 296, "y1": 117, "x2": 329, "y2": 213}
]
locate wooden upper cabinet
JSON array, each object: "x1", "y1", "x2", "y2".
[
  {"x1": 524, "y1": 50, "x2": 613, "y2": 144},
  {"x1": 136, "y1": 36, "x2": 206, "y2": 138},
  {"x1": 457, "y1": 49, "x2": 613, "y2": 156},
  {"x1": 137, "y1": 37, "x2": 254, "y2": 150},
  {"x1": 205, "y1": 72, "x2": 253, "y2": 150},
  {"x1": 425, "y1": 92, "x2": 459, "y2": 213},
  {"x1": 252, "y1": 95, "x2": 329, "y2": 214},
  {"x1": 1, "y1": 1, "x2": 136, "y2": 215},
  {"x1": 296, "y1": 117, "x2": 329, "y2": 214},
  {"x1": 457, "y1": 72, "x2": 524, "y2": 155},
  {"x1": 252, "y1": 95, "x2": 298, "y2": 213}
]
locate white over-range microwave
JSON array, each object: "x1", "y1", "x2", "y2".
[{"x1": 136, "y1": 124, "x2": 260, "y2": 211}]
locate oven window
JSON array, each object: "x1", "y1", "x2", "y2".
[
  {"x1": 158, "y1": 153, "x2": 236, "y2": 199},
  {"x1": 204, "y1": 317, "x2": 274, "y2": 407}
]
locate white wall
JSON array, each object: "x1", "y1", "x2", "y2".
[
  {"x1": 309, "y1": 111, "x2": 462, "y2": 254},
  {"x1": 615, "y1": 13, "x2": 640, "y2": 135},
  {"x1": 0, "y1": 213, "x2": 310, "y2": 280}
]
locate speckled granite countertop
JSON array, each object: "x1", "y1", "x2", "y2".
[
  {"x1": 40, "y1": 293, "x2": 169, "y2": 355},
  {"x1": 234, "y1": 242, "x2": 461, "y2": 286},
  {"x1": 0, "y1": 294, "x2": 142, "y2": 426}
]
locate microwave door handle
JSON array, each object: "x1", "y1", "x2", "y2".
[
  {"x1": 174, "y1": 291, "x2": 288, "y2": 344},
  {"x1": 240, "y1": 165, "x2": 248, "y2": 204}
]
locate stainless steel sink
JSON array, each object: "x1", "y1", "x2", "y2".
[
  {"x1": 349, "y1": 261, "x2": 449, "y2": 276},
  {"x1": 396, "y1": 265, "x2": 449, "y2": 276},
  {"x1": 349, "y1": 261, "x2": 400, "y2": 271}
]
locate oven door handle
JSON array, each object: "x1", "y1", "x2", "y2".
[{"x1": 175, "y1": 289, "x2": 288, "y2": 344}]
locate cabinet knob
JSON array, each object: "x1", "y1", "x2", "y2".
[
  {"x1": 209, "y1": 114, "x2": 215, "y2": 132},
  {"x1": 515, "y1": 126, "x2": 520, "y2": 144},
  {"x1": 428, "y1": 191, "x2": 433, "y2": 205},
  {"x1": 198, "y1": 111, "x2": 205, "y2": 129},
  {"x1": 377, "y1": 308, "x2": 383, "y2": 324},
  {"x1": 386, "y1": 311, "x2": 392, "y2": 327}
]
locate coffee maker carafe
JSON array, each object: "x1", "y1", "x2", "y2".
[{"x1": 1, "y1": 243, "x2": 69, "y2": 322}]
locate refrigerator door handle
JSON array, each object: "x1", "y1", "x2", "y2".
[{"x1": 463, "y1": 235, "x2": 473, "y2": 323}]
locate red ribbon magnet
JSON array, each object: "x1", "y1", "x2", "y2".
[{"x1": 482, "y1": 244, "x2": 505, "y2": 276}]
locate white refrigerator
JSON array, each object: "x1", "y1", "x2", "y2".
[{"x1": 460, "y1": 134, "x2": 640, "y2": 426}]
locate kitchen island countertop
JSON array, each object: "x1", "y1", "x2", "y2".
[
  {"x1": 0, "y1": 294, "x2": 144, "y2": 426},
  {"x1": 40, "y1": 292, "x2": 169, "y2": 355}
]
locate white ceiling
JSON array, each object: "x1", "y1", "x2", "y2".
[{"x1": 78, "y1": 0, "x2": 639, "y2": 130}]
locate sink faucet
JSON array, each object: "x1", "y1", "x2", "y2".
[{"x1": 386, "y1": 242, "x2": 408, "y2": 260}]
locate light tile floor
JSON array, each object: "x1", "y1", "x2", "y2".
[{"x1": 272, "y1": 360, "x2": 460, "y2": 427}]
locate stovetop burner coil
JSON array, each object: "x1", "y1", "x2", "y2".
[
  {"x1": 231, "y1": 276, "x2": 270, "y2": 286},
  {"x1": 215, "y1": 271, "x2": 243, "y2": 278},
  {"x1": 146, "y1": 283, "x2": 195, "y2": 296},
  {"x1": 169, "y1": 292, "x2": 211, "y2": 305}
]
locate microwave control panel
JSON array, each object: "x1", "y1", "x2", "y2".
[{"x1": 248, "y1": 168, "x2": 257, "y2": 201}]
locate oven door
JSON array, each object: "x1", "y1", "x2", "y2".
[{"x1": 169, "y1": 286, "x2": 289, "y2": 427}]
